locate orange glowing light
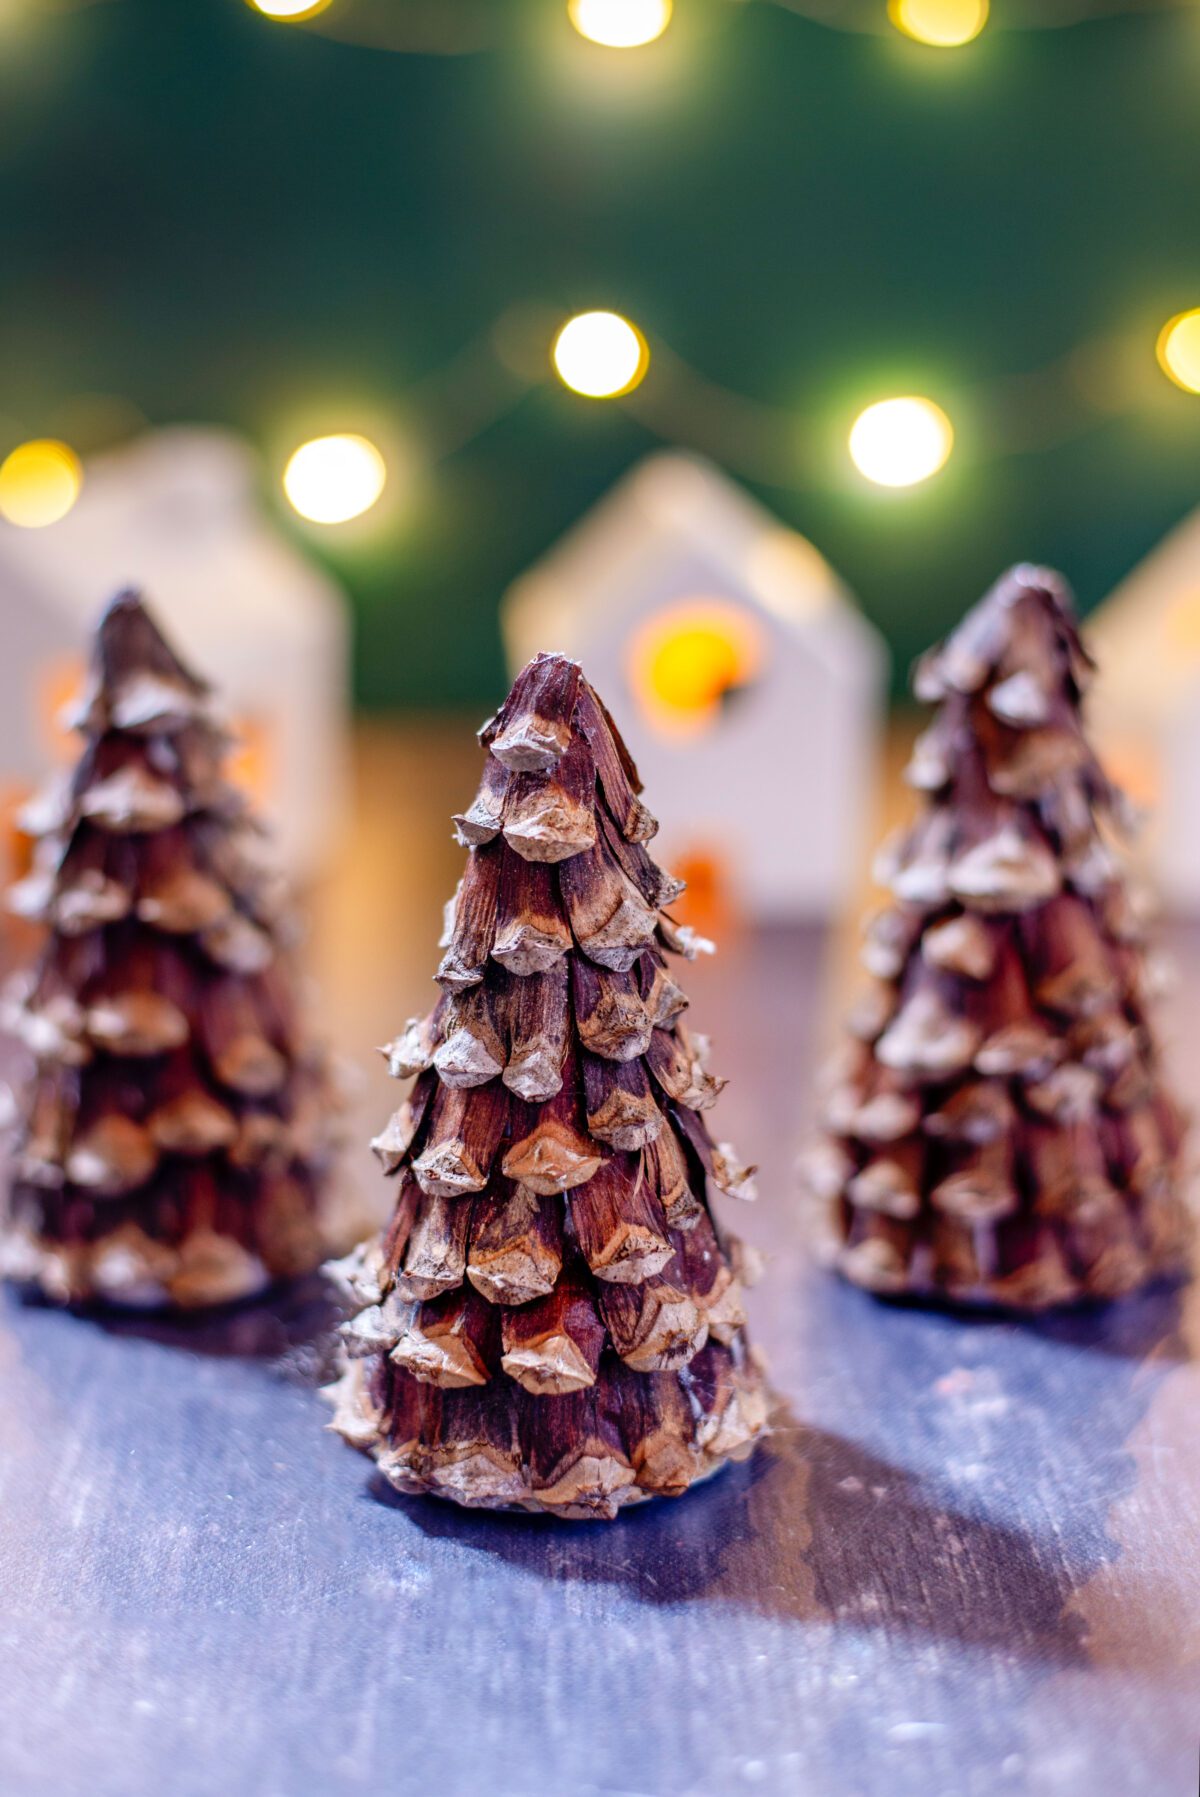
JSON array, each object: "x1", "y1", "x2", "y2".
[{"x1": 628, "y1": 601, "x2": 765, "y2": 737}]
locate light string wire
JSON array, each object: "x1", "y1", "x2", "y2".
[
  {"x1": 27, "y1": 0, "x2": 1199, "y2": 46},
  {"x1": 14, "y1": 1, "x2": 1197, "y2": 499},
  {"x1": 757, "y1": 0, "x2": 1194, "y2": 35},
  {"x1": 240, "y1": 0, "x2": 1199, "y2": 53},
  {"x1": 281, "y1": 1, "x2": 498, "y2": 56},
  {"x1": 331, "y1": 308, "x2": 1180, "y2": 503}
]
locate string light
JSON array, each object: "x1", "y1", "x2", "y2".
[
  {"x1": 552, "y1": 312, "x2": 650, "y2": 398},
  {"x1": 264, "y1": 297, "x2": 1197, "y2": 524},
  {"x1": 282, "y1": 433, "x2": 387, "y2": 524},
  {"x1": 568, "y1": 0, "x2": 673, "y2": 48},
  {"x1": 887, "y1": 0, "x2": 989, "y2": 47},
  {"x1": 246, "y1": 0, "x2": 334, "y2": 20},
  {"x1": 848, "y1": 397, "x2": 954, "y2": 487},
  {"x1": 1156, "y1": 309, "x2": 1200, "y2": 395},
  {"x1": 0, "y1": 440, "x2": 83, "y2": 529}
]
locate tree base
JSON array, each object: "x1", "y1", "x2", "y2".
[
  {"x1": 324, "y1": 1342, "x2": 770, "y2": 1521},
  {"x1": 0, "y1": 1202, "x2": 360, "y2": 1312},
  {"x1": 828, "y1": 1202, "x2": 1193, "y2": 1313}
]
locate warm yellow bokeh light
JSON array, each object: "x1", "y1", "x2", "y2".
[
  {"x1": 888, "y1": 0, "x2": 988, "y2": 47},
  {"x1": 1157, "y1": 309, "x2": 1200, "y2": 395},
  {"x1": 848, "y1": 396, "x2": 954, "y2": 488},
  {"x1": 246, "y1": 0, "x2": 333, "y2": 20},
  {"x1": 629, "y1": 601, "x2": 765, "y2": 737},
  {"x1": 0, "y1": 440, "x2": 83, "y2": 529},
  {"x1": 552, "y1": 311, "x2": 649, "y2": 399},
  {"x1": 568, "y1": 0, "x2": 672, "y2": 49},
  {"x1": 282, "y1": 434, "x2": 387, "y2": 525}
]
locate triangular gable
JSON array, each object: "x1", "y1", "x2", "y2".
[
  {"x1": 505, "y1": 451, "x2": 884, "y2": 687},
  {"x1": 1090, "y1": 505, "x2": 1200, "y2": 715},
  {"x1": 0, "y1": 427, "x2": 338, "y2": 649}
]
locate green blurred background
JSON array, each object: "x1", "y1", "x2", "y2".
[{"x1": 1, "y1": 0, "x2": 1198, "y2": 706}]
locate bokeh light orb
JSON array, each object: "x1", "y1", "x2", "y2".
[
  {"x1": 848, "y1": 397, "x2": 954, "y2": 488},
  {"x1": 568, "y1": 0, "x2": 673, "y2": 49},
  {"x1": 283, "y1": 433, "x2": 387, "y2": 524},
  {"x1": 246, "y1": 0, "x2": 334, "y2": 20},
  {"x1": 552, "y1": 311, "x2": 649, "y2": 399},
  {"x1": 0, "y1": 439, "x2": 83, "y2": 528},
  {"x1": 888, "y1": 0, "x2": 989, "y2": 48},
  {"x1": 1156, "y1": 309, "x2": 1200, "y2": 395}
]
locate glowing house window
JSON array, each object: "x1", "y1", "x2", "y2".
[
  {"x1": 226, "y1": 713, "x2": 274, "y2": 813},
  {"x1": 627, "y1": 600, "x2": 765, "y2": 738},
  {"x1": 1166, "y1": 590, "x2": 1200, "y2": 659}
]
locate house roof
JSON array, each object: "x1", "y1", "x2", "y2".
[
  {"x1": 503, "y1": 451, "x2": 886, "y2": 685},
  {"x1": 1089, "y1": 503, "x2": 1200, "y2": 716},
  {"x1": 0, "y1": 426, "x2": 342, "y2": 657}
]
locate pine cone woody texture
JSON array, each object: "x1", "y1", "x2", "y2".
[
  {"x1": 811, "y1": 564, "x2": 1192, "y2": 1309},
  {"x1": 325, "y1": 653, "x2": 768, "y2": 1519},
  {"x1": 1, "y1": 590, "x2": 347, "y2": 1308}
]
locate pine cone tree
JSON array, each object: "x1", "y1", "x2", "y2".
[
  {"x1": 809, "y1": 566, "x2": 1192, "y2": 1309},
  {"x1": 324, "y1": 653, "x2": 768, "y2": 1518},
  {"x1": 1, "y1": 590, "x2": 346, "y2": 1308}
]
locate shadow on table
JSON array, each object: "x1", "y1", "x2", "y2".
[
  {"x1": 55, "y1": 1272, "x2": 342, "y2": 1379},
  {"x1": 863, "y1": 1275, "x2": 1191, "y2": 1366},
  {"x1": 1029, "y1": 1276, "x2": 1190, "y2": 1363},
  {"x1": 381, "y1": 1410, "x2": 1089, "y2": 1666}
]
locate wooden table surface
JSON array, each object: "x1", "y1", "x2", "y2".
[{"x1": 1, "y1": 721, "x2": 1197, "y2": 1797}]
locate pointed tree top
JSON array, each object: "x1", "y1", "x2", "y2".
[
  {"x1": 478, "y1": 652, "x2": 583, "y2": 772},
  {"x1": 71, "y1": 588, "x2": 212, "y2": 737},
  {"x1": 914, "y1": 564, "x2": 1094, "y2": 709},
  {"x1": 458, "y1": 650, "x2": 658, "y2": 864},
  {"x1": 479, "y1": 650, "x2": 645, "y2": 792},
  {"x1": 879, "y1": 562, "x2": 1127, "y2": 921}
]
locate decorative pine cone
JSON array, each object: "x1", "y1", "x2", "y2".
[
  {"x1": 1, "y1": 590, "x2": 349, "y2": 1309},
  {"x1": 324, "y1": 652, "x2": 768, "y2": 1519},
  {"x1": 808, "y1": 564, "x2": 1191, "y2": 1310}
]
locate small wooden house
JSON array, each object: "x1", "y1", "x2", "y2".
[
  {"x1": 0, "y1": 426, "x2": 350, "y2": 884},
  {"x1": 1090, "y1": 506, "x2": 1200, "y2": 912},
  {"x1": 502, "y1": 452, "x2": 887, "y2": 921}
]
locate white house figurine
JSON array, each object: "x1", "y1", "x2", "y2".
[
  {"x1": 1089, "y1": 506, "x2": 1200, "y2": 913},
  {"x1": 502, "y1": 452, "x2": 887, "y2": 921},
  {"x1": 0, "y1": 425, "x2": 350, "y2": 883}
]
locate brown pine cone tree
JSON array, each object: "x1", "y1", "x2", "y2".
[
  {"x1": 324, "y1": 653, "x2": 768, "y2": 1519},
  {"x1": 1, "y1": 590, "x2": 347, "y2": 1308},
  {"x1": 810, "y1": 565, "x2": 1192, "y2": 1310}
]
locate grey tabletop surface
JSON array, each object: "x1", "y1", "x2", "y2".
[{"x1": 1, "y1": 883, "x2": 1198, "y2": 1797}]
